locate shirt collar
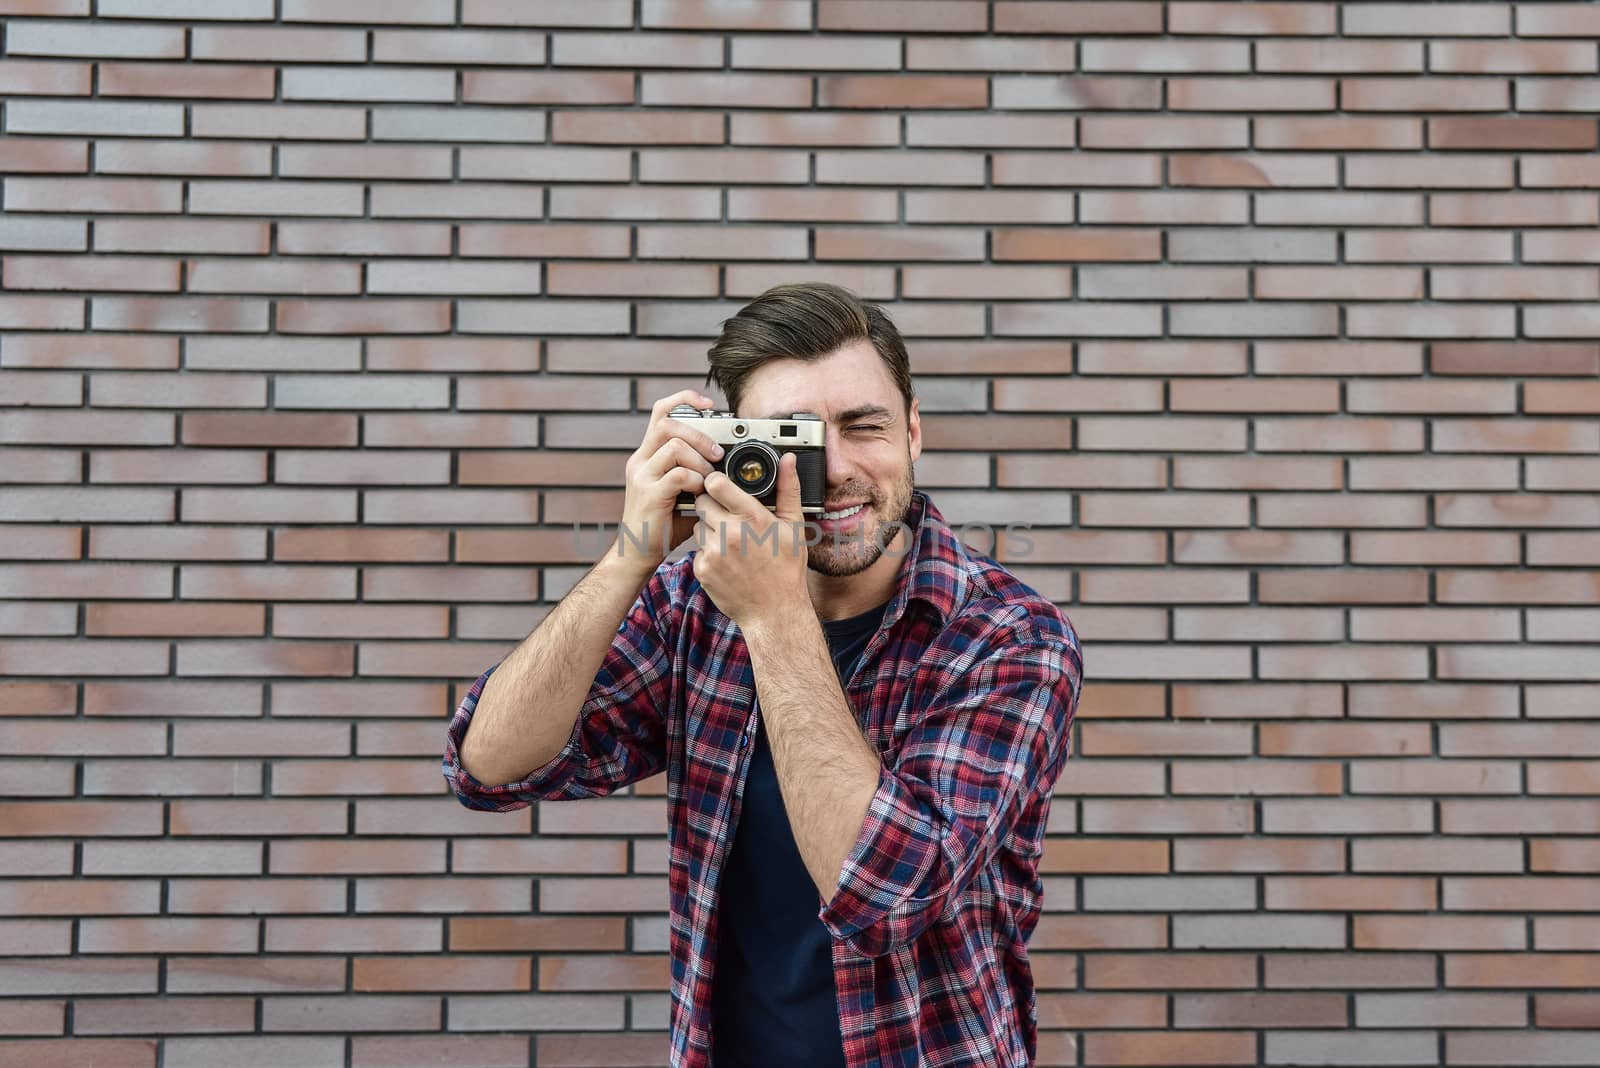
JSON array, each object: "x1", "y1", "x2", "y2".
[{"x1": 881, "y1": 490, "x2": 968, "y2": 631}]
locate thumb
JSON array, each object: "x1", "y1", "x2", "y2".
[{"x1": 774, "y1": 451, "x2": 802, "y2": 522}]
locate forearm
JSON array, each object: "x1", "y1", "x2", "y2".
[
  {"x1": 743, "y1": 614, "x2": 881, "y2": 901},
  {"x1": 460, "y1": 549, "x2": 655, "y2": 786}
]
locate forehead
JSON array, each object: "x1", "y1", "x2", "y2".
[{"x1": 738, "y1": 340, "x2": 902, "y2": 420}]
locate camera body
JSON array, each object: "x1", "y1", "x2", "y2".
[{"x1": 667, "y1": 405, "x2": 827, "y2": 516}]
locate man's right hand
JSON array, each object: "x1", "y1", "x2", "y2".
[{"x1": 614, "y1": 389, "x2": 727, "y2": 571}]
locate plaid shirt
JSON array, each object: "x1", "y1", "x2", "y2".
[{"x1": 443, "y1": 491, "x2": 1083, "y2": 1067}]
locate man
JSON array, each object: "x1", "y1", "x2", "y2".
[{"x1": 443, "y1": 283, "x2": 1083, "y2": 1068}]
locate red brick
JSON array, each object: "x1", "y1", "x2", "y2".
[
  {"x1": 1342, "y1": 76, "x2": 1508, "y2": 112},
  {"x1": 819, "y1": 0, "x2": 983, "y2": 31},
  {"x1": 536, "y1": 1033, "x2": 675, "y2": 1068},
  {"x1": 1174, "y1": 992, "x2": 1347, "y2": 1029},
  {"x1": 277, "y1": 222, "x2": 447, "y2": 257},
  {"x1": 637, "y1": 0, "x2": 805, "y2": 29},
  {"x1": 539, "y1": 954, "x2": 669, "y2": 991},
  {"x1": 98, "y1": 61, "x2": 274, "y2": 99},
  {"x1": 0, "y1": 138, "x2": 87, "y2": 174},
  {"x1": 1087, "y1": 953, "x2": 1257, "y2": 989},
  {"x1": 277, "y1": 299, "x2": 449, "y2": 335},
  {"x1": 262, "y1": 994, "x2": 441, "y2": 1032},
  {"x1": 1169, "y1": 3, "x2": 1333, "y2": 35},
  {"x1": 0, "y1": 1040, "x2": 156, "y2": 1067},
  {"x1": 281, "y1": 0, "x2": 449, "y2": 21},
  {"x1": 0, "y1": 59, "x2": 91, "y2": 96},
  {"x1": 991, "y1": 1, "x2": 1158, "y2": 33},
  {"x1": 554, "y1": 109, "x2": 723, "y2": 145},
  {"x1": 73, "y1": 996, "x2": 256, "y2": 1035}
]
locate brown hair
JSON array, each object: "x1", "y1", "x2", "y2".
[{"x1": 705, "y1": 282, "x2": 914, "y2": 416}]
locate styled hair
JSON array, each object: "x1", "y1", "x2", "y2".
[{"x1": 705, "y1": 282, "x2": 914, "y2": 416}]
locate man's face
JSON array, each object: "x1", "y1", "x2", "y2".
[{"x1": 736, "y1": 340, "x2": 922, "y2": 578}]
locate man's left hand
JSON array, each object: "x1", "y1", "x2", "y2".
[{"x1": 692, "y1": 451, "x2": 811, "y2": 630}]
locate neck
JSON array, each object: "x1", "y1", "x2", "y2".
[{"x1": 806, "y1": 522, "x2": 911, "y2": 622}]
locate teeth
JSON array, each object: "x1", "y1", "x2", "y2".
[{"x1": 821, "y1": 504, "x2": 864, "y2": 521}]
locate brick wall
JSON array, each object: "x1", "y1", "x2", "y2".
[{"x1": 1, "y1": 2, "x2": 1598, "y2": 1065}]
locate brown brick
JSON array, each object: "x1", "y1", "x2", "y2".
[
  {"x1": 0, "y1": 138, "x2": 87, "y2": 174},
  {"x1": 1260, "y1": 39, "x2": 1423, "y2": 72},
  {"x1": 729, "y1": 110, "x2": 899, "y2": 146},
  {"x1": 0, "y1": 58, "x2": 92, "y2": 96},
  {"x1": 73, "y1": 996, "x2": 256, "y2": 1035},
  {"x1": 1257, "y1": 115, "x2": 1423, "y2": 150},
  {"x1": 554, "y1": 109, "x2": 723, "y2": 146},
  {"x1": 1433, "y1": 40, "x2": 1597, "y2": 73},
  {"x1": 994, "y1": 1, "x2": 1160, "y2": 33},
  {"x1": 1342, "y1": 76, "x2": 1509, "y2": 112},
  {"x1": 99, "y1": 61, "x2": 274, "y2": 99},
  {"x1": 278, "y1": 299, "x2": 451, "y2": 335},
  {"x1": 464, "y1": 70, "x2": 631, "y2": 108},
  {"x1": 539, "y1": 954, "x2": 669, "y2": 992},
  {"x1": 0, "y1": 1040, "x2": 156, "y2": 1067},
  {"x1": 1432, "y1": 115, "x2": 1597, "y2": 150}
]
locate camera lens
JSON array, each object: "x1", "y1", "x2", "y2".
[{"x1": 723, "y1": 441, "x2": 778, "y2": 498}]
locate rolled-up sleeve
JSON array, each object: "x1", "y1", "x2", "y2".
[
  {"x1": 443, "y1": 564, "x2": 678, "y2": 810},
  {"x1": 818, "y1": 636, "x2": 1081, "y2": 957}
]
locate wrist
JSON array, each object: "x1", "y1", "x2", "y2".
[
  {"x1": 595, "y1": 538, "x2": 659, "y2": 592},
  {"x1": 741, "y1": 602, "x2": 817, "y2": 651}
]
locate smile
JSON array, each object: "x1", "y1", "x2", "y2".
[{"x1": 820, "y1": 504, "x2": 865, "y2": 521}]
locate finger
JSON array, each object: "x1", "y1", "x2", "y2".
[
  {"x1": 703, "y1": 468, "x2": 764, "y2": 522},
  {"x1": 693, "y1": 498, "x2": 735, "y2": 550},
  {"x1": 648, "y1": 389, "x2": 714, "y2": 427},
  {"x1": 638, "y1": 436, "x2": 715, "y2": 483},
  {"x1": 631, "y1": 390, "x2": 718, "y2": 467},
  {"x1": 772, "y1": 452, "x2": 801, "y2": 522},
  {"x1": 661, "y1": 465, "x2": 706, "y2": 502},
  {"x1": 640, "y1": 416, "x2": 725, "y2": 468}
]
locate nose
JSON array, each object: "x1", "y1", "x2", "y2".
[{"x1": 824, "y1": 425, "x2": 854, "y2": 490}]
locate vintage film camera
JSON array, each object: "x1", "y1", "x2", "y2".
[{"x1": 667, "y1": 405, "x2": 827, "y2": 516}]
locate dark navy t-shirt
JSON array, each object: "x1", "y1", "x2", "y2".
[{"x1": 712, "y1": 599, "x2": 889, "y2": 1068}]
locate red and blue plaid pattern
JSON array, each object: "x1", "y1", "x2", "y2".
[{"x1": 444, "y1": 492, "x2": 1083, "y2": 1067}]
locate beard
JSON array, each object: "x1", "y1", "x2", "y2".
[{"x1": 805, "y1": 450, "x2": 915, "y2": 578}]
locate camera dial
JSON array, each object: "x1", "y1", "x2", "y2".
[{"x1": 723, "y1": 440, "x2": 779, "y2": 498}]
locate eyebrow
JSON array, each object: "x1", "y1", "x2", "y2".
[{"x1": 758, "y1": 404, "x2": 894, "y2": 423}]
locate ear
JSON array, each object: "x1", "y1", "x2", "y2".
[{"x1": 906, "y1": 395, "x2": 922, "y2": 464}]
